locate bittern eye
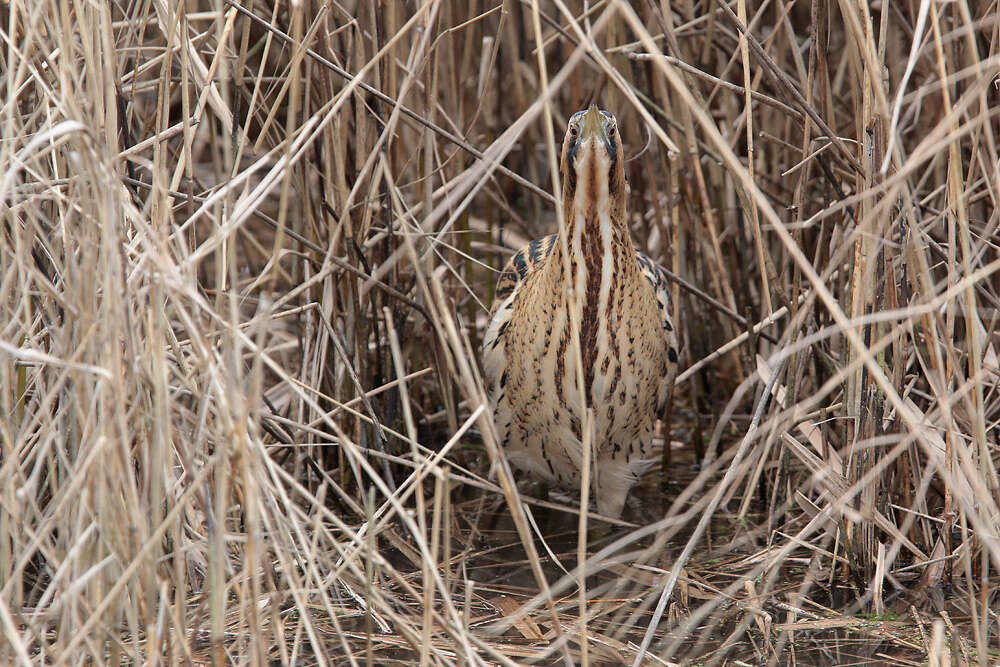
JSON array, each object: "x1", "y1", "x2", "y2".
[
  {"x1": 608, "y1": 126, "x2": 616, "y2": 137},
  {"x1": 570, "y1": 126, "x2": 578, "y2": 137}
]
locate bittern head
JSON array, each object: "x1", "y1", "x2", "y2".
[{"x1": 560, "y1": 105, "x2": 625, "y2": 218}]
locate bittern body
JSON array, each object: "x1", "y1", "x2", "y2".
[{"x1": 483, "y1": 106, "x2": 679, "y2": 519}]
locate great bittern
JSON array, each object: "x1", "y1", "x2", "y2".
[{"x1": 482, "y1": 105, "x2": 679, "y2": 519}]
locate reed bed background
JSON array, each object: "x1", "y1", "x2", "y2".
[{"x1": 1, "y1": 0, "x2": 999, "y2": 664}]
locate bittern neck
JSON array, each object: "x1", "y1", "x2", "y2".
[
  {"x1": 556, "y1": 156, "x2": 630, "y2": 270},
  {"x1": 551, "y1": 156, "x2": 631, "y2": 406}
]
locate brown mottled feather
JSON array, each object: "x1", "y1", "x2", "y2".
[
  {"x1": 490, "y1": 235, "x2": 558, "y2": 314},
  {"x1": 492, "y1": 233, "x2": 674, "y2": 335}
]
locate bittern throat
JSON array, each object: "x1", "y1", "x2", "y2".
[{"x1": 482, "y1": 106, "x2": 679, "y2": 519}]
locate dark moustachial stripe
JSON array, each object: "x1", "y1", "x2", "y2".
[
  {"x1": 566, "y1": 134, "x2": 579, "y2": 194},
  {"x1": 567, "y1": 135, "x2": 579, "y2": 165}
]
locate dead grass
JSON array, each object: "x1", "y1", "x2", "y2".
[{"x1": 1, "y1": 0, "x2": 999, "y2": 664}]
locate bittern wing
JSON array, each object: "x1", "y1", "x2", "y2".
[
  {"x1": 488, "y1": 234, "x2": 557, "y2": 318},
  {"x1": 635, "y1": 250, "x2": 676, "y2": 338}
]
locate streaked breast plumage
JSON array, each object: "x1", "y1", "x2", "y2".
[{"x1": 482, "y1": 106, "x2": 679, "y2": 519}]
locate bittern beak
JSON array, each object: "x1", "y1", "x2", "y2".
[{"x1": 579, "y1": 104, "x2": 607, "y2": 144}]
